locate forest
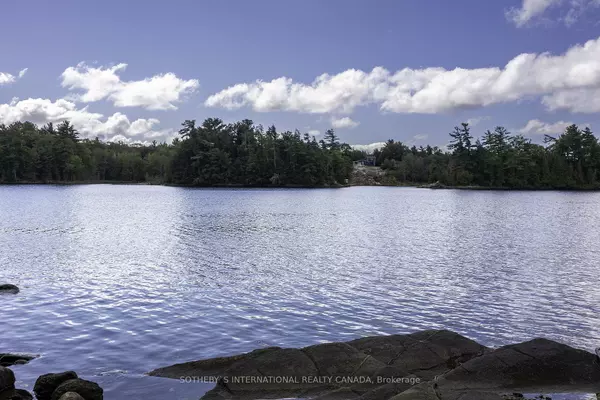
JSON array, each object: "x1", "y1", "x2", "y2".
[{"x1": 0, "y1": 118, "x2": 598, "y2": 189}]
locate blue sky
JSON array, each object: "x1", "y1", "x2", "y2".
[{"x1": 1, "y1": 0, "x2": 600, "y2": 150}]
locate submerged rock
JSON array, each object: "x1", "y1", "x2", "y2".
[
  {"x1": 0, "y1": 284, "x2": 19, "y2": 295},
  {"x1": 0, "y1": 354, "x2": 38, "y2": 367},
  {"x1": 50, "y1": 379, "x2": 103, "y2": 400},
  {"x1": 34, "y1": 371, "x2": 78, "y2": 400},
  {"x1": 0, "y1": 367, "x2": 15, "y2": 393}
]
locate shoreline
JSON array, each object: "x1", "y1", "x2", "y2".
[{"x1": 2, "y1": 181, "x2": 600, "y2": 191}]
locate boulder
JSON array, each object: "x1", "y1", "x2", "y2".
[
  {"x1": 437, "y1": 338, "x2": 600, "y2": 393},
  {"x1": 0, "y1": 389, "x2": 33, "y2": 400},
  {"x1": 50, "y1": 379, "x2": 102, "y2": 400},
  {"x1": 0, "y1": 354, "x2": 38, "y2": 367},
  {"x1": 0, "y1": 367, "x2": 15, "y2": 392},
  {"x1": 34, "y1": 371, "x2": 78, "y2": 400},
  {"x1": 0, "y1": 285, "x2": 19, "y2": 295},
  {"x1": 58, "y1": 393, "x2": 85, "y2": 400}
]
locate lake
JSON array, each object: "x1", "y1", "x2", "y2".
[{"x1": 1, "y1": 185, "x2": 599, "y2": 399}]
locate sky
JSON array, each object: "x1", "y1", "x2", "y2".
[{"x1": 1, "y1": 0, "x2": 600, "y2": 151}]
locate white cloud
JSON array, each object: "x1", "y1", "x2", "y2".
[
  {"x1": 205, "y1": 68, "x2": 389, "y2": 114},
  {"x1": 331, "y1": 116, "x2": 359, "y2": 129},
  {"x1": 413, "y1": 134, "x2": 429, "y2": 141},
  {"x1": 0, "y1": 68, "x2": 28, "y2": 85},
  {"x1": 0, "y1": 98, "x2": 174, "y2": 143},
  {"x1": 518, "y1": 119, "x2": 582, "y2": 135},
  {"x1": 506, "y1": 0, "x2": 559, "y2": 26},
  {"x1": 61, "y1": 62, "x2": 199, "y2": 110},
  {"x1": 352, "y1": 142, "x2": 386, "y2": 153},
  {"x1": 205, "y1": 36, "x2": 600, "y2": 115},
  {"x1": 542, "y1": 87, "x2": 600, "y2": 113},
  {"x1": 307, "y1": 129, "x2": 320, "y2": 136},
  {"x1": 507, "y1": 0, "x2": 600, "y2": 26},
  {"x1": 0, "y1": 72, "x2": 14, "y2": 85}
]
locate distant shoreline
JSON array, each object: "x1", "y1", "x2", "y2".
[
  {"x1": 0, "y1": 181, "x2": 349, "y2": 189},
  {"x1": 2, "y1": 181, "x2": 600, "y2": 191}
]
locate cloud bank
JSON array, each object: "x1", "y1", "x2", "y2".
[{"x1": 205, "y1": 36, "x2": 600, "y2": 115}]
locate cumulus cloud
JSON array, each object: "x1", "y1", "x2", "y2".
[
  {"x1": 0, "y1": 98, "x2": 174, "y2": 143},
  {"x1": 413, "y1": 134, "x2": 429, "y2": 141},
  {"x1": 352, "y1": 142, "x2": 386, "y2": 153},
  {"x1": 331, "y1": 117, "x2": 359, "y2": 129},
  {"x1": 61, "y1": 62, "x2": 199, "y2": 110},
  {"x1": 307, "y1": 129, "x2": 320, "y2": 136},
  {"x1": 205, "y1": 36, "x2": 600, "y2": 115},
  {"x1": 518, "y1": 119, "x2": 590, "y2": 135},
  {"x1": 0, "y1": 68, "x2": 28, "y2": 85},
  {"x1": 205, "y1": 68, "x2": 389, "y2": 114},
  {"x1": 507, "y1": 0, "x2": 600, "y2": 26}
]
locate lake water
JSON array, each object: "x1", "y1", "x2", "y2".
[{"x1": 1, "y1": 185, "x2": 599, "y2": 399}]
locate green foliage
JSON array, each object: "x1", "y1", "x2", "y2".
[
  {"x1": 170, "y1": 118, "x2": 352, "y2": 186},
  {"x1": 375, "y1": 123, "x2": 600, "y2": 189},
  {"x1": 0, "y1": 118, "x2": 353, "y2": 186},
  {"x1": 0, "y1": 122, "x2": 173, "y2": 183},
  {"x1": 2, "y1": 119, "x2": 599, "y2": 189}
]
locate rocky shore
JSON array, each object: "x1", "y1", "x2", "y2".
[
  {"x1": 3, "y1": 327, "x2": 599, "y2": 399},
  {"x1": 0, "y1": 365, "x2": 102, "y2": 400},
  {"x1": 149, "y1": 329, "x2": 600, "y2": 400}
]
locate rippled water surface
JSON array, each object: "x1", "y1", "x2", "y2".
[{"x1": 1, "y1": 185, "x2": 600, "y2": 399}]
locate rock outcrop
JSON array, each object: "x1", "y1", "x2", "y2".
[
  {"x1": 149, "y1": 330, "x2": 600, "y2": 400},
  {"x1": 0, "y1": 367, "x2": 32, "y2": 400},
  {"x1": 50, "y1": 379, "x2": 103, "y2": 400},
  {"x1": 438, "y1": 338, "x2": 600, "y2": 394},
  {"x1": 34, "y1": 371, "x2": 79, "y2": 400},
  {"x1": 0, "y1": 284, "x2": 19, "y2": 295},
  {"x1": 3, "y1": 368, "x2": 101, "y2": 400},
  {"x1": 0, "y1": 367, "x2": 15, "y2": 393},
  {"x1": 150, "y1": 329, "x2": 487, "y2": 399}
]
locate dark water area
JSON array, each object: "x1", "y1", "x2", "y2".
[{"x1": 1, "y1": 185, "x2": 599, "y2": 399}]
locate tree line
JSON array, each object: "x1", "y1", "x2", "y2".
[
  {"x1": 0, "y1": 119, "x2": 353, "y2": 186},
  {"x1": 0, "y1": 118, "x2": 598, "y2": 189},
  {"x1": 370, "y1": 123, "x2": 600, "y2": 189}
]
